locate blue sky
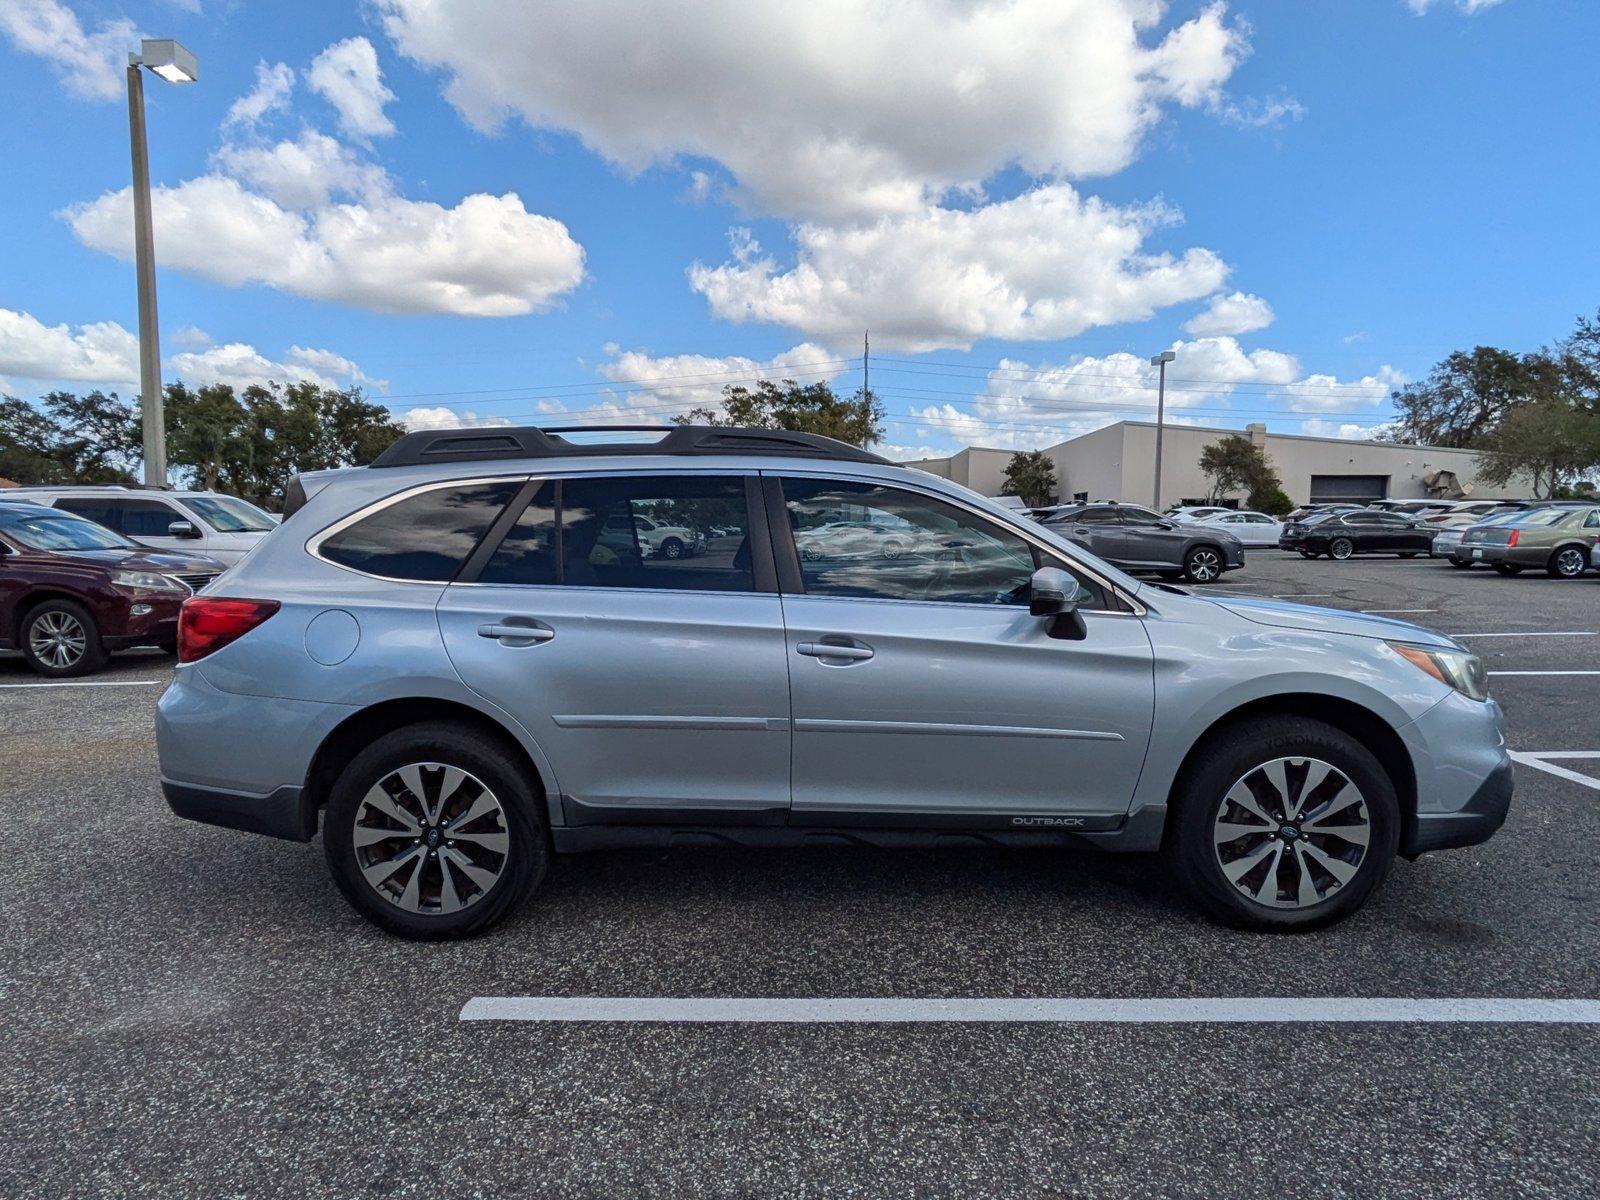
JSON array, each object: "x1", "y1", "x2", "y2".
[{"x1": 1, "y1": 0, "x2": 1595, "y2": 460}]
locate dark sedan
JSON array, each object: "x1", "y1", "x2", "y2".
[
  {"x1": 0, "y1": 501, "x2": 224, "y2": 676},
  {"x1": 1279, "y1": 508, "x2": 1434, "y2": 560},
  {"x1": 1039, "y1": 502, "x2": 1244, "y2": 583}
]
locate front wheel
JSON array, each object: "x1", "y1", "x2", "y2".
[
  {"x1": 1166, "y1": 716, "x2": 1400, "y2": 931},
  {"x1": 1183, "y1": 545, "x2": 1225, "y2": 584},
  {"x1": 1329, "y1": 537, "x2": 1355, "y2": 561},
  {"x1": 1548, "y1": 546, "x2": 1588, "y2": 579},
  {"x1": 323, "y1": 722, "x2": 548, "y2": 940},
  {"x1": 21, "y1": 599, "x2": 107, "y2": 678}
]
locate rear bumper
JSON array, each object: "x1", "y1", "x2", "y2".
[{"x1": 162, "y1": 779, "x2": 313, "y2": 842}]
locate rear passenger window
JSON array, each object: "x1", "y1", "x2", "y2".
[
  {"x1": 114, "y1": 499, "x2": 182, "y2": 537},
  {"x1": 476, "y1": 475, "x2": 755, "y2": 592},
  {"x1": 319, "y1": 481, "x2": 521, "y2": 581}
]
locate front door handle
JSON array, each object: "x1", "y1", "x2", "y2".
[
  {"x1": 797, "y1": 640, "x2": 874, "y2": 662},
  {"x1": 478, "y1": 621, "x2": 555, "y2": 646}
]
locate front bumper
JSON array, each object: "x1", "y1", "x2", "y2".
[
  {"x1": 1403, "y1": 760, "x2": 1513, "y2": 855},
  {"x1": 1398, "y1": 691, "x2": 1513, "y2": 856}
]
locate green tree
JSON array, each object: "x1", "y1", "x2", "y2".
[
  {"x1": 1249, "y1": 485, "x2": 1294, "y2": 516},
  {"x1": 676, "y1": 379, "x2": 884, "y2": 447},
  {"x1": 1198, "y1": 434, "x2": 1281, "y2": 504},
  {"x1": 0, "y1": 395, "x2": 69, "y2": 483},
  {"x1": 1475, "y1": 383, "x2": 1600, "y2": 498},
  {"x1": 1383, "y1": 346, "x2": 1532, "y2": 447},
  {"x1": 42, "y1": 390, "x2": 141, "y2": 482},
  {"x1": 1001, "y1": 449, "x2": 1057, "y2": 507}
]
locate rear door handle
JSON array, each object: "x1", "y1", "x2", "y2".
[
  {"x1": 478, "y1": 621, "x2": 555, "y2": 646},
  {"x1": 797, "y1": 641, "x2": 874, "y2": 662}
]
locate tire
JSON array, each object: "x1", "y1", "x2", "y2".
[
  {"x1": 1399, "y1": 552, "x2": 1418, "y2": 559},
  {"x1": 1165, "y1": 716, "x2": 1400, "y2": 932},
  {"x1": 1182, "y1": 545, "x2": 1225, "y2": 584},
  {"x1": 881, "y1": 540, "x2": 903, "y2": 560},
  {"x1": 1447, "y1": 559, "x2": 1471, "y2": 569},
  {"x1": 20, "y1": 598, "x2": 107, "y2": 678},
  {"x1": 1548, "y1": 545, "x2": 1588, "y2": 579},
  {"x1": 1329, "y1": 537, "x2": 1355, "y2": 561},
  {"x1": 323, "y1": 722, "x2": 549, "y2": 940},
  {"x1": 1493, "y1": 563, "x2": 1523, "y2": 576},
  {"x1": 659, "y1": 537, "x2": 685, "y2": 560},
  {"x1": 1298, "y1": 550, "x2": 1317, "y2": 560}
]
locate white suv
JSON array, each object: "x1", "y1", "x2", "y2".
[{"x1": 16, "y1": 486, "x2": 278, "y2": 565}]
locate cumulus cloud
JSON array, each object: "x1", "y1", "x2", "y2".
[
  {"x1": 1183, "y1": 291, "x2": 1276, "y2": 337},
  {"x1": 597, "y1": 342, "x2": 842, "y2": 413},
  {"x1": 379, "y1": 0, "x2": 1247, "y2": 220},
  {"x1": 212, "y1": 130, "x2": 388, "y2": 210},
  {"x1": 0, "y1": 307, "x2": 372, "y2": 392},
  {"x1": 689, "y1": 185, "x2": 1228, "y2": 353},
  {"x1": 1298, "y1": 418, "x2": 1373, "y2": 440},
  {"x1": 398, "y1": 406, "x2": 512, "y2": 430},
  {"x1": 225, "y1": 61, "x2": 296, "y2": 128},
  {"x1": 307, "y1": 36, "x2": 396, "y2": 140},
  {"x1": 0, "y1": 0, "x2": 139, "y2": 102},
  {"x1": 63, "y1": 172, "x2": 585, "y2": 318}
]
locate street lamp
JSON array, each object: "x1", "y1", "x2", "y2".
[
  {"x1": 1150, "y1": 350, "x2": 1175, "y2": 509},
  {"x1": 126, "y1": 38, "x2": 197, "y2": 487}
]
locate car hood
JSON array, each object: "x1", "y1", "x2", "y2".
[
  {"x1": 1203, "y1": 593, "x2": 1461, "y2": 650},
  {"x1": 56, "y1": 547, "x2": 227, "y2": 572}
]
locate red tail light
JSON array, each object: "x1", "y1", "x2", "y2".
[
  {"x1": 1507, "y1": 530, "x2": 1520, "y2": 548},
  {"x1": 178, "y1": 597, "x2": 281, "y2": 663}
]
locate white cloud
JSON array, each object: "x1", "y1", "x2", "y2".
[
  {"x1": 689, "y1": 185, "x2": 1229, "y2": 353},
  {"x1": 0, "y1": 307, "x2": 373, "y2": 393},
  {"x1": 379, "y1": 0, "x2": 1247, "y2": 220},
  {"x1": 64, "y1": 173, "x2": 585, "y2": 318},
  {"x1": 225, "y1": 61, "x2": 296, "y2": 129},
  {"x1": 213, "y1": 130, "x2": 387, "y2": 210},
  {"x1": 1183, "y1": 291, "x2": 1276, "y2": 337},
  {"x1": 1280, "y1": 366, "x2": 1408, "y2": 413},
  {"x1": 1214, "y1": 94, "x2": 1306, "y2": 129},
  {"x1": 0, "y1": 308, "x2": 138, "y2": 384},
  {"x1": 598, "y1": 342, "x2": 842, "y2": 413},
  {"x1": 1407, "y1": 0, "x2": 1506, "y2": 13},
  {"x1": 0, "y1": 0, "x2": 139, "y2": 102},
  {"x1": 398, "y1": 406, "x2": 511, "y2": 430},
  {"x1": 307, "y1": 36, "x2": 396, "y2": 141},
  {"x1": 1298, "y1": 419, "x2": 1372, "y2": 440}
]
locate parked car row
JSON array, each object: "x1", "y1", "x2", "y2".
[{"x1": 1032, "y1": 502, "x2": 1245, "y2": 583}]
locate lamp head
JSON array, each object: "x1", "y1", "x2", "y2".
[
  {"x1": 138, "y1": 39, "x2": 198, "y2": 84},
  {"x1": 1150, "y1": 351, "x2": 1176, "y2": 366}
]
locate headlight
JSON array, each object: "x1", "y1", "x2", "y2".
[
  {"x1": 112, "y1": 569, "x2": 184, "y2": 593},
  {"x1": 1387, "y1": 641, "x2": 1488, "y2": 702}
]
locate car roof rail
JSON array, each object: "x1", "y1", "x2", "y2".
[
  {"x1": 1, "y1": 483, "x2": 135, "y2": 491},
  {"x1": 368, "y1": 424, "x2": 893, "y2": 469}
]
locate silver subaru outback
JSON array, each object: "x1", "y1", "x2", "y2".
[{"x1": 156, "y1": 426, "x2": 1512, "y2": 939}]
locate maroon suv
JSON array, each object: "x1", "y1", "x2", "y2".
[{"x1": 0, "y1": 500, "x2": 224, "y2": 677}]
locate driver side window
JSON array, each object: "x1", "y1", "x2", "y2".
[{"x1": 780, "y1": 477, "x2": 1107, "y2": 609}]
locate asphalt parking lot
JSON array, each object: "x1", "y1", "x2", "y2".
[{"x1": 4, "y1": 553, "x2": 1598, "y2": 1198}]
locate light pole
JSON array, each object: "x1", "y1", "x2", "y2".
[
  {"x1": 1149, "y1": 350, "x2": 1175, "y2": 509},
  {"x1": 126, "y1": 38, "x2": 197, "y2": 487}
]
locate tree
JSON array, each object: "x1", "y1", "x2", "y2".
[
  {"x1": 675, "y1": 379, "x2": 884, "y2": 447},
  {"x1": 42, "y1": 390, "x2": 140, "y2": 482},
  {"x1": 1475, "y1": 388, "x2": 1600, "y2": 498},
  {"x1": 1249, "y1": 485, "x2": 1294, "y2": 516},
  {"x1": 1383, "y1": 346, "x2": 1532, "y2": 447},
  {"x1": 1198, "y1": 434, "x2": 1281, "y2": 504},
  {"x1": 0, "y1": 395, "x2": 68, "y2": 483},
  {"x1": 1001, "y1": 450, "x2": 1057, "y2": 507}
]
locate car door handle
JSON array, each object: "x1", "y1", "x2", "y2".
[
  {"x1": 477, "y1": 621, "x2": 555, "y2": 645},
  {"x1": 797, "y1": 641, "x2": 874, "y2": 662}
]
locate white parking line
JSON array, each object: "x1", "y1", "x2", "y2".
[
  {"x1": 459, "y1": 996, "x2": 1600, "y2": 1024},
  {"x1": 1362, "y1": 608, "x2": 1437, "y2": 614},
  {"x1": 1453, "y1": 631, "x2": 1597, "y2": 638},
  {"x1": 1491, "y1": 671, "x2": 1600, "y2": 677},
  {"x1": 0, "y1": 680, "x2": 166, "y2": 690},
  {"x1": 1509, "y1": 751, "x2": 1600, "y2": 791},
  {"x1": 1273, "y1": 593, "x2": 1333, "y2": 599}
]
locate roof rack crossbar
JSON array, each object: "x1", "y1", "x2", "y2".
[{"x1": 368, "y1": 424, "x2": 892, "y2": 469}]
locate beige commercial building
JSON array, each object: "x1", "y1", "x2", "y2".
[{"x1": 903, "y1": 421, "x2": 1523, "y2": 508}]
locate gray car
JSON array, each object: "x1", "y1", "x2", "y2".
[
  {"x1": 1039, "y1": 502, "x2": 1245, "y2": 583},
  {"x1": 156, "y1": 425, "x2": 1511, "y2": 939}
]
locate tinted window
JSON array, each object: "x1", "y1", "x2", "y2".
[
  {"x1": 1069, "y1": 507, "x2": 1118, "y2": 525},
  {"x1": 781, "y1": 477, "x2": 1108, "y2": 608},
  {"x1": 320, "y1": 481, "x2": 521, "y2": 581},
  {"x1": 52, "y1": 498, "x2": 117, "y2": 529},
  {"x1": 113, "y1": 498, "x2": 184, "y2": 537},
  {"x1": 0, "y1": 506, "x2": 135, "y2": 551},
  {"x1": 1119, "y1": 507, "x2": 1164, "y2": 526},
  {"x1": 481, "y1": 475, "x2": 755, "y2": 592}
]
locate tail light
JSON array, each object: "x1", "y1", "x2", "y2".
[
  {"x1": 178, "y1": 597, "x2": 281, "y2": 663},
  {"x1": 1507, "y1": 530, "x2": 1520, "y2": 548}
]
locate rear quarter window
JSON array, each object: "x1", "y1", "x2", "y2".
[{"x1": 318, "y1": 481, "x2": 521, "y2": 581}]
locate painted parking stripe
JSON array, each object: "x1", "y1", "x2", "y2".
[
  {"x1": 1509, "y1": 752, "x2": 1600, "y2": 791},
  {"x1": 0, "y1": 680, "x2": 166, "y2": 690},
  {"x1": 459, "y1": 996, "x2": 1600, "y2": 1024},
  {"x1": 1491, "y1": 671, "x2": 1600, "y2": 677},
  {"x1": 1362, "y1": 608, "x2": 1437, "y2": 614},
  {"x1": 1453, "y1": 631, "x2": 1597, "y2": 638},
  {"x1": 1274, "y1": 593, "x2": 1334, "y2": 598}
]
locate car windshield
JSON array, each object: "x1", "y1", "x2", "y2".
[
  {"x1": 0, "y1": 507, "x2": 135, "y2": 551},
  {"x1": 183, "y1": 495, "x2": 277, "y2": 533}
]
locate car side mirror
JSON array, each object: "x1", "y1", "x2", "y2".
[
  {"x1": 168, "y1": 520, "x2": 200, "y2": 539},
  {"x1": 1029, "y1": 566, "x2": 1087, "y2": 640}
]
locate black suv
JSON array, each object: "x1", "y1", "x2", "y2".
[{"x1": 1039, "y1": 503, "x2": 1244, "y2": 583}]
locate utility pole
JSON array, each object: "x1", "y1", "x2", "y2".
[
  {"x1": 863, "y1": 329, "x2": 870, "y2": 400},
  {"x1": 1150, "y1": 350, "x2": 1175, "y2": 509}
]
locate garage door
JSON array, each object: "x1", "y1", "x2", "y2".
[{"x1": 1309, "y1": 474, "x2": 1388, "y2": 504}]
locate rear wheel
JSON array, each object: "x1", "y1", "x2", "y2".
[
  {"x1": 1447, "y1": 559, "x2": 1471, "y2": 569},
  {"x1": 323, "y1": 722, "x2": 548, "y2": 940},
  {"x1": 1493, "y1": 563, "x2": 1523, "y2": 576},
  {"x1": 1548, "y1": 546, "x2": 1588, "y2": 579},
  {"x1": 1329, "y1": 537, "x2": 1355, "y2": 561},
  {"x1": 20, "y1": 599, "x2": 107, "y2": 678},
  {"x1": 1183, "y1": 545, "x2": 1224, "y2": 584},
  {"x1": 1166, "y1": 716, "x2": 1399, "y2": 931}
]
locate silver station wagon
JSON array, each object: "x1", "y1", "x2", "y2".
[{"x1": 157, "y1": 426, "x2": 1512, "y2": 939}]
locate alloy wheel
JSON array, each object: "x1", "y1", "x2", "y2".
[
  {"x1": 28, "y1": 611, "x2": 87, "y2": 671},
  {"x1": 351, "y1": 762, "x2": 510, "y2": 915},
  {"x1": 1554, "y1": 547, "x2": 1586, "y2": 577},
  {"x1": 1212, "y1": 757, "x2": 1370, "y2": 910},
  {"x1": 1330, "y1": 538, "x2": 1354, "y2": 560},
  {"x1": 1187, "y1": 548, "x2": 1222, "y2": 582}
]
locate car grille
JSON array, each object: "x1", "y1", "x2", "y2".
[{"x1": 172, "y1": 572, "x2": 218, "y2": 593}]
